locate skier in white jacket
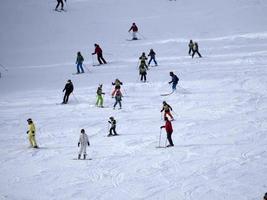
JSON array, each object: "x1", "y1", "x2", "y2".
[{"x1": 78, "y1": 129, "x2": 90, "y2": 159}]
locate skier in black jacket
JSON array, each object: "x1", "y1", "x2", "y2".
[
  {"x1": 192, "y1": 42, "x2": 202, "y2": 58},
  {"x1": 62, "y1": 80, "x2": 74, "y2": 104},
  {"x1": 55, "y1": 0, "x2": 65, "y2": 11},
  {"x1": 188, "y1": 40, "x2": 194, "y2": 55},
  {"x1": 108, "y1": 117, "x2": 118, "y2": 136},
  {"x1": 169, "y1": 72, "x2": 179, "y2": 92}
]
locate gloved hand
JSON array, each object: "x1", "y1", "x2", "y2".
[
  {"x1": 88, "y1": 142, "x2": 90, "y2": 146},
  {"x1": 26, "y1": 131, "x2": 29, "y2": 134}
]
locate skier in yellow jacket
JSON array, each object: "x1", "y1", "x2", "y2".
[{"x1": 27, "y1": 118, "x2": 38, "y2": 148}]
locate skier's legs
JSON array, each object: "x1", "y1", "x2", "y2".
[
  {"x1": 172, "y1": 83, "x2": 177, "y2": 91},
  {"x1": 153, "y1": 58, "x2": 158, "y2": 65},
  {"x1": 60, "y1": 0, "x2": 64, "y2": 9},
  {"x1": 144, "y1": 74, "x2": 147, "y2": 82},
  {"x1": 82, "y1": 145, "x2": 87, "y2": 156},
  {"x1": 140, "y1": 74, "x2": 144, "y2": 81},
  {"x1": 29, "y1": 135, "x2": 37, "y2": 147},
  {"x1": 113, "y1": 101, "x2": 118, "y2": 108},
  {"x1": 132, "y1": 32, "x2": 137, "y2": 40},
  {"x1": 65, "y1": 93, "x2": 70, "y2": 103},
  {"x1": 148, "y1": 58, "x2": 152, "y2": 65},
  {"x1": 99, "y1": 96, "x2": 103, "y2": 106},
  {"x1": 118, "y1": 100, "x2": 122, "y2": 108},
  {"x1": 167, "y1": 132, "x2": 174, "y2": 146},
  {"x1": 97, "y1": 55, "x2": 103, "y2": 64},
  {"x1": 197, "y1": 51, "x2": 202, "y2": 58},
  {"x1": 55, "y1": 0, "x2": 60, "y2": 9},
  {"x1": 192, "y1": 51, "x2": 196, "y2": 58},
  {"x1": 76, "y1": 64, "x2": 80, "y2": 73},
  {"x1": 188, "y1": 48, "x2": 192, "y2": 55},
  {"x1": 100, "y1": 55, "x2": 107, "y2": 64},
  {"x1": 78, "y1": 63, "x2": 84, "y2": 73}
]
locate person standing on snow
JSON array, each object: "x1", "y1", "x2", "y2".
[
  {"x1": 263, "y1": 193, "x2": 267, "y2": 200},
  {"x1": 139, "y1": 61, "x2": 148, "y2": 82},
  {"x1": 113, "y1": 89, "x2": 122, "y2": 109},
  {"x1": 62, "y1": 80, "x2": 74, "y2": 104},
  {"x1": 92, "y1": 44, "x2": 107, "y2": 65},
  {"x1": 192, "y1": 42, "x2": 202, "y2": 58},
  {"x1": 26, "y1": 118, "x2": 38, "y2": 148},
  {"x1": 160, "y1": 117, "x2": 174, "y2": 147},
  {"x1": 96, "y1": 84, "x2": 105, "y2": 107},
  {"x1": 188, "y1": 40, "x2": 194, "y2": 56},
  {"x1": 55, "y1": 0, "x2": 65, "y2": 11},
  {"x1": 169, "y1": 71, "x2": 179, "y2": 92},
  {"x1": 139, "y1": 52, "x2": 148, "y2": 63},
  {"x1": 111, "y1": 79, "x2": 123, "y2": 96},
  {"x1": 78, "y1": 129, "x2": 90, "y2": 160},
  {"x1": 148, "y1": 49, "x2": 158, "y2": 66},
  {"x1": 160, "y1": 101, "x2": 174, "y2": 120},
  {"x1": 128, "y1": 23, "x2": 139, "y2": 40},
  {"x1": 108, "y1": 117, "x2": 118, "y2": 136},
  {"x1": 76, "y1": 52, "x2": 84, "y2": 74}
]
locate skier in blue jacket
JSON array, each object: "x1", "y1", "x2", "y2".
[{"x1": 169, "y1": 72, "x2": 179, "y2": 92}]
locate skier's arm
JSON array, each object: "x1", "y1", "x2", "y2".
[
  {"x1": 168, "y1": 104, "x2": 173, "y2": 111},
  {"x1": 160, "y1": 108, "x2": 164, "y2": 112},
  {"x1": 160, "y1": 126, "x2": 165, "y2": 129},
  {"x1": 128, "y1": 26, "x2": 133, "y2": 32},
  {"x1": 108, "y1": 121, "x2": 111, "y2": 124}
]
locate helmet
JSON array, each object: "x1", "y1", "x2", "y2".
[
  {"x1": 163, "y1": 101, "x2": 166, "y2": 104},
  {"x1": 109, "y1": 116, "x2": 114, "y2": 120},
  {"x1": 169, "y1": 71, "x2": 174, "y2": 76},
  {"x1": 68, "y1": 79, "x2": 71, "y2": 83},
  {"x1": 81, "y1": 129, "x2": 85, "y2": 133},
  {"x1": 27, "y1": 118, "x2": 32, "y2": 122}
]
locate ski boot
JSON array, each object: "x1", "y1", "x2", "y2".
[
  {"x1": 83, "y1": 154, "x2": 86, "y2": 160},
  {"x1": 78, "y1": 154, "x2": 81, "y2": 159}
]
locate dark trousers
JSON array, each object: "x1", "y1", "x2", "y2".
[
  {"x1": 148, "y1": 57, "x2": 157, "y2": 66},
  {"x1": 188, "y1": 48, "x2": 193, "y2": 55},
  {"x1": 114, "y1": 99, "x2": 122, "y2": 108},
  {"x1": 63, "y1": 92, "x2": 71, "y2": 103},
  {"x1": 97, "y1": 53, "x2": 107, "y2": 64},
  {"x1": 192, "y1": 50, "x2": 202, "y2": 58},
  {"x1": 109, "y1": 127, "x2": 117, "y2": 135},
  {"x1": 140, "y1": 73, "x2": 146, "y2": 82},
  {"x1": 77, "y1": 63, "x2": 84, "y2": 73},
  {"x1": 167, "y1": 131, "x2": 174, "y2": 146},
  {"x1": 56, "y1": 0, "x2": 64, "y2": 9}
]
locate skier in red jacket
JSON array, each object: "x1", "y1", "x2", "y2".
[
  {"x1": 160, "y1": 117, "x2": 174, "y2": 147},
  {"x1": 92, "y1": 44, "x2": 107, "y2": 65},
  {"x1": 128, "y1": 23, "x2": 138, "y2": 40}
]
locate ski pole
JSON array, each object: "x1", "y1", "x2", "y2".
[
  {"x1": 72, "y1": 93, "x2": 79, "y2": 103},
  {"x1": 91, "y1": 55, "x2": 95, "y2": 66},
  {"x1": 158, "y1": 128, "x2": 162, "y2": 147},
  {"x1": 137, "y1": 32, "x2": 146, "y2": 39},
  {"x1": 165, "y1": 136, "x2": 167, "y2": 147},
  {"x1": 172, "y1": 110, "x2": 178, "y2": 117}
]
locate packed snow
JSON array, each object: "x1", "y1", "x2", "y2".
[{"x1": 0, "y1": 0, "x2": 267, "y2": 199}]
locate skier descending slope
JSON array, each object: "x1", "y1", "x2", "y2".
[
  {"x1": 128, "y1": 23, "x2": 139, "y2": 40},
  {"x1": 111, "y1": 79, "x2": 123, "y2": 96},
  {"x1": 55, "y1": 0, "x2": 65, "y2": 11},
  {"x1": 188, "y1": 40, "x2": 194, "y2": 56},
  {"x1": 160, "y1": 101, "x2": 174, "y2": 120},
  {"x1": 92, "y1": 44, "x2": 107, "y2": 65},
  {"x1": 78, "y1": 129, "x2": 90, "y2": 160},
  {"x1": 113, "y1": 89, "x2": 123, "y2": 109},
  {"x1": 96, "y1": 84, "x2": 105, "y2": 108},
  {"x1": 148, "y1": 49, "x2": 158, "y2": 66},
  {"x1": 62, "y1": 80, "x2": 74, "y2": 104},
  {"x1": 108, "y1": 117, "x2": 118, "y2": 137},
  {"x1": 26, "y1": 118, "x2": 38, "y2": 148},
  {"x1": 169, "y1": 71, "x2": 179, "y2": 92},
  {"x1": 192, "y1": 42, "x2": 202, "y2": 58},
  {"x1": 75, "y1": 52, "x2": 84, "y2": 74},
  {"x1": 160, "y1": 117, "x2": 174, "y2": 147},
  {"x1": 139, "y1": 61, "x2": 148, "y2": 82}
]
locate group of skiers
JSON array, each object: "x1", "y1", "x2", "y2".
[{"x1": 188, "y1": 40, "x2": 202, "y2": 58}]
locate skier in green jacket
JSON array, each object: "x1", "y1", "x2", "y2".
[{"x1": 96, "y1": 84, "x2": 105, "y2": 107}]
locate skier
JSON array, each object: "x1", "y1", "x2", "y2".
[
  {"x1": 108, "y1": 117, "x2": 118, "y2": 136},
  {"x1": 188, "y1": 40, "x2": 194, "y2": 55},
  {"x1": 111, "y1": 79, "x2": 123, "y2": 96},
  {"x1": 92, "y1": 44, "x2": 107, "y2": 65},
  {"x1": 128, "y1": 22, "x2": 138, "y2": 40},
  {"x1": 96, "y1": 84, "x2": 105, "y2": 107},
  {"x1": 160, "y1": 101, "x2": 174, "y2": 120},
  {"x1": 26, "y1": 118, "x2": 38, "y2": 148},
  {"x1": 168, "y1": 71, "x2": 179, "y2": 92},
  {"x1": 113, "y1": 89, "x2": 122, "y2": 109},
  {"x1": 160, "y1": 117, "x2": 174, "y2": 147},
  {"x1": 55, "y1": 0, "x2": 65, "y2": 11},
  {"x1": 76, "y1": 52, "x2": 84, "y2": 74},
  {"x1": 139, "y1": 61, "x2": 148, "y2": 82},
  {"x1": 148, "y1": 49, "x2": 158, "y2": 66},
  {"x1": 78, "y1": 129, "x2": 90, "y2": 160},
  {"x1": 62, "y1": 79, "x2": 74, "y2": 104},
  {"x1": 139, "y1": 52, "x2": 148, "y2": 63},
  {"x1": 192, "y1": 42, "x2": 202, "y2": 58}
]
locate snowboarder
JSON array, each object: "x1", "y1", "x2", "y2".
[
  {"x1": 55, "y1": 0, "x2": 65, "y2": 11},
  {"x1": 111, "y1": 79, "x2": 123, "y2": 96},
  {"x1": 26, "y1": 118, "x2": 38, "y2": 148},
  {"x1": 128, "y1": 22, "x2": 138, "y2": 40},
  {"x1": 139, "y1": 61, "x2": 148, "y2": 82},
  {"x1": 62, "y1": 79, "x2": 74, "y2": 104},
  {"x1": 78, "y1": 129, "x2": 90, "y2": 160},
  {"x1": 169, "y1": 71, "x2": 179, "y2": 92},
  {"x1": 160, "y1": 117, "x2": 174, "y2": 147},
  {"x1": 113, "y1": 89, "x2": 122, "y2": 109},
  {"x1": 76, "y1": 52, "x2": 84, "y2": 74},
  {"x1": 96, "y1": 84, "x2": 105, "y2": 107},
  {"x1": 108, "y1": 117, "x2": 118, "y2": 136},
  {"x1": 148, "y1": 49, "x2": 158, "y2": 66},
  {"x1": 188, "y1": 40, "x2": 194, "y2": 55},
  {"x1": 92, "y1": 44, "x2": 107, "y2": 65},
  {"x1": 192, "y1": 42, "x2": 202, "y2": 58},
  {"x1": 160, "y1": 101, "x2": 174, "y2": 120}
]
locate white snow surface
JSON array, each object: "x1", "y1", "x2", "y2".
[{"x1": 0, "y1": 0, "x2": 267, "y2": 199}]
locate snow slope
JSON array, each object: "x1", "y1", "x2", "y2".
[{"x1": 0, "y1": 0, "x2": 267, "y2": 199}]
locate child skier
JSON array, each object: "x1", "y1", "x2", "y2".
[
  {"x1": 76, "y1": 52, "x2": 84, "y2": 74},
  {"x1": 192, "y1": 42, "x2": 202, "y2": 58},
  {"x1": 169, "y1": 72, "x2": 179, "y2": 92},
  {"x1": 160, "y1": 117, "x2": 174, "y2": 147},
  {"x1": 96, "y1": 84, "x2": 105, "y2": 107},
  {"x1": 139, "y1": 52, "x2": 148, "y2": 63},
  {"x1": 148, "y1": 49, "x2": 158, "y2": 66},
  {"x1": 160, "y1": 101, "x2": 174, "y2": 120},
  {"x1": 62, "y1": 80, "x2": 74, "y2": 104},
  {"x1": 188, "y1": 40, "x2": 194, "y2": 55},
  {"x1": 108, "y1": 117, "x2": 118, "y2": 136},
  {"x1": 55, "y1": 0, "x2": 65, "y2": 11},
  {"x1": 26, "y1": 118, "x2": 38, "y2": 148},
  {"x1": 92, "y1": 44, "x2": 107, "y2": 65},
  {"x1": 139, "y1": 61, "x2": 148, "y2": 82},
  {"x1": 113, "y1": 89, "x2": 122, "y2": 109},
  {"x1": 128, "y1": 22, "x2": 138, "y2": 40},
  {"x1": 111, "y1": 79, "x2": 123, "y2": 96},
  {"x1": 78, "y1": 129, "x2": 90, "y2": 160}
]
